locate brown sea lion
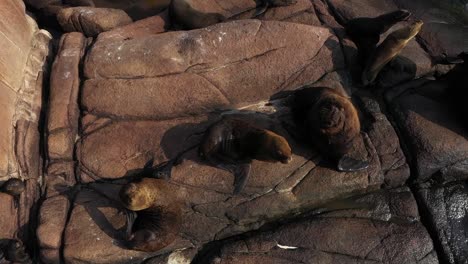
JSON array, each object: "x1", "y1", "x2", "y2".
[
  {"x1": 292, "y1": 87, "x2": 368, "y2": 172},
  {"x1": 199, "y1": 117, "x2": 292, "y2": 194},
  {"x1": 0, "y1": 239, "x2": 32, "y2": 264},
  {"x1": 362, "y1": 20, "x2": 424, "y2": 86},
  {"x1": 0, "y1": 178, "x2": 25, "y2": 208},
  {"x1": 119, "y1": 178, "x2": 182, "y2": 252},
  {"x1": 345, "y1": 10, "x2": 412, "y2": 65}
]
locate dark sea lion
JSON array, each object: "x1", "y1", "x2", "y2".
[
  {"x1": 0, "y1": 239, "x2": 32, "y2": 264},
  {"x1": 362, "y1": 20, "x2": 423, "y2": 86},
  {"x1": 345, "y1": 10, "x2": 411, "y2": 65},
  {"x1": 0, "y1": 178, "x2": 25, "y2": 208},
  {"x1": 254, "y1": 0, "x2": 298, "y2": 17},
  {"x1": 199, "y1": 117, "x2": 292, "y2": 194},
  {"x1": 292, "y1": 87, "x2": 368, "y2": 172},
  {"x1": 119, "y1": 178, "x2": 182, "y2": 252}
]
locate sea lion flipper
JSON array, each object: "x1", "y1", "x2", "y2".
[
  {"x1": 254, "y1": 0, "x2": 269, "y2": 17},
  {"x1": 125, "y1": 210, "x2": 137, "y2": 239},
  {"x1": 337, "y1": 156, "x2": 369, "y2": 172},
  {"x1": 233, "y1": 163, "x2": 252, "y2": 194}
]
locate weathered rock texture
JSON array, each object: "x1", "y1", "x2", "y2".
[
  {"x1": 2, "y1": 0, "x2": 466, "y2": 263},
  {"x1": 57, "y1": 7, "x2": 133, "y2": 37},
  {"x1": 170, "y1": 0, "x2": 321, "y2": 29},
  {"x1": 25, "y1": 0, "x2": 171, "y2": 20},
  {"x1": 0, "y1": 0, "x2": 51, "y2": 245},
  {"x1": 204, "y1": 188, "x2": 437, "y2": 264}
]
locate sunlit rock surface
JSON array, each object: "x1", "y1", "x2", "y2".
[{"x1": 0, "y1": 0, "x2": 467, "y2": 263}]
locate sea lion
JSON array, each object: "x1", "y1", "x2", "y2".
[
  {"x1": 199, "y1": 117, "x2": 292, "y2": 194},
  {"x1": 254, "y1": 0, "x2": 298, "y2": 17},
  {"x1": 0, "y1": 178, "x2": 25, "y2": 208},
  {"x1": 345, "y1": 10, "x2": 412, "y2": 65},
  {"x1": 292, "y1": 87, "x2": 369, "y2": 172},
  {"x1": 0, "y1": 239, "x2": 32, "y2": 264},
  {"x1": 119, "y1": 178, "x2": 182, "y2": 252},
  {"x1": 362, "y1": 20, "x2": 423, "y2": 86}
]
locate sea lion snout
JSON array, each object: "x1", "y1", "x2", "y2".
[{"x1": 281, "y1": 155, "x2": 293, "y2": 164}]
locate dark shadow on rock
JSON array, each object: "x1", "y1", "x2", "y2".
[
  {"x1": 375, "y1": 55, "x2": 418, "y2": 88},
  {"x1": 73, "y1": 187, "x2": 127, "y2": 243}
]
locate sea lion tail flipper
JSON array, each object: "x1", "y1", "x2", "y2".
[
  {"x1": 337, "y1": 156, "x2": 369, "y2": 172},
  {"x1": 125, "y1": 210, "x2": 137, "y2": 239},
  {"x1": 253, "y1": 0, "x2": 269, "y2": 17},
  {"x1": 233, "y1": 163, "x2": 252, "y2": 194}
]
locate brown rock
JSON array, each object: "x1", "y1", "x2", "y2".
[
  {"x1": 47, "y1": 32, "x2": 86, "y2": 161},
  {"x1": 0, "y1": 193, "x2": 17, "y2": 239},
  {"x1": 206, "y1": 188, "x2": 436, "y2": 264},
  {"x1": 388, "y1": 81, "x2": 468, "y2": 183},
  {"x1": 170, "y1": 0, "x2": 318, "y2": 29},
  {"x1": 91, "y1": 0, "x2": 171, "y2": 20},
  {"x1": 37, "y1": 195, "x2": 70, "y2": 264},
  {"x1": 97, "y1": 10, "x2": 170, "y2": 43},
  {"x1": 57, "y1": 7, "x2": 133, "y2": 37},
  {"x1": 83, "y1": 20, "x2": 334, "y2": 119},
  {"x1": 358, "y1": 95, "x2": 410, "y2": 187}
]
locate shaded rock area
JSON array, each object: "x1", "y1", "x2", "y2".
[
  {"x1": 0, "y1": 0, "x2": 467, "y2": 263},
  {"x1": 201, "y1": 188, "x2": 438, "y2": 264}
]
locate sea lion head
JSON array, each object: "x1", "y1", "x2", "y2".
[
  {"x1": 256, "y1": 130, "x2": 292, "y2": 164},
  {"x1": 0, "y1": 178, "x2": 25, "y2": 196},
  {"x1": 120, "y1": 182, "x2": 152, "y2": 211}
]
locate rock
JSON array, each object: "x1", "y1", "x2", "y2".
[
  {"x1": 358, "y1": 95, "x2": 410, "y2": 187},
  {"x1": 47, "y1": 32, "x2": 86, "y2": 161},
  {"x1": 0, "y1": 0, "x2": 50, "y2": 251},
  {"x1": 0, "y1": 0, "x2": 51, "y2": 180},
  {"x1": 83, "y1": 20, "x2": 336, "y2": 119},
  {"x1": 57, "y1": 7, "x2": 133, "y2": 37},
  {"x1": 97, "y1": 10, "x2": 170, "y2": 43},
  {"x1": 387, "y1": 80, "x2": 468, "y2": 183},
  {"x1": 37, "y1": 195, "x2": 70, "y2": 264},
  {"x1": 91, "y1": 0, "x2": 171, "y2": 20},
  {"x1": 417, "y1": 183, "x2": 468, "y2": 264},
  {"x1": 203, "y1": 188, "x2": 437, "y2": 264},
  {"x1": 0, "y1": 193, "x2": 17, "y2": 239},
  {"x1": 170, "y1": 0, "x2": 317, "y2": 29}
]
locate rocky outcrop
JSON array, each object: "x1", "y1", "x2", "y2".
[
  {"x1": 203, "y1": 188, "x2": 438, "y2": 264},
  {"x1": 0, "y1": 0, "x2": 51, "y2": 246},
  {"x1": 57, "y1": 7, "x2": 133, "y2": 37},
  {"x1": 169, "y1": 0, "x2": 321, "y2": 29},
  {"x1": 2, "y1": 0, "x2": 466, "y2": 263}
]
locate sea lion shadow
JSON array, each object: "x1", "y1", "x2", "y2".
[
  {"x1": 375, "y1": 55, "x2": 417, "y2": 88},
  {"x1": 73, "y1": 187, "x2": 128, "y2": 243}
]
